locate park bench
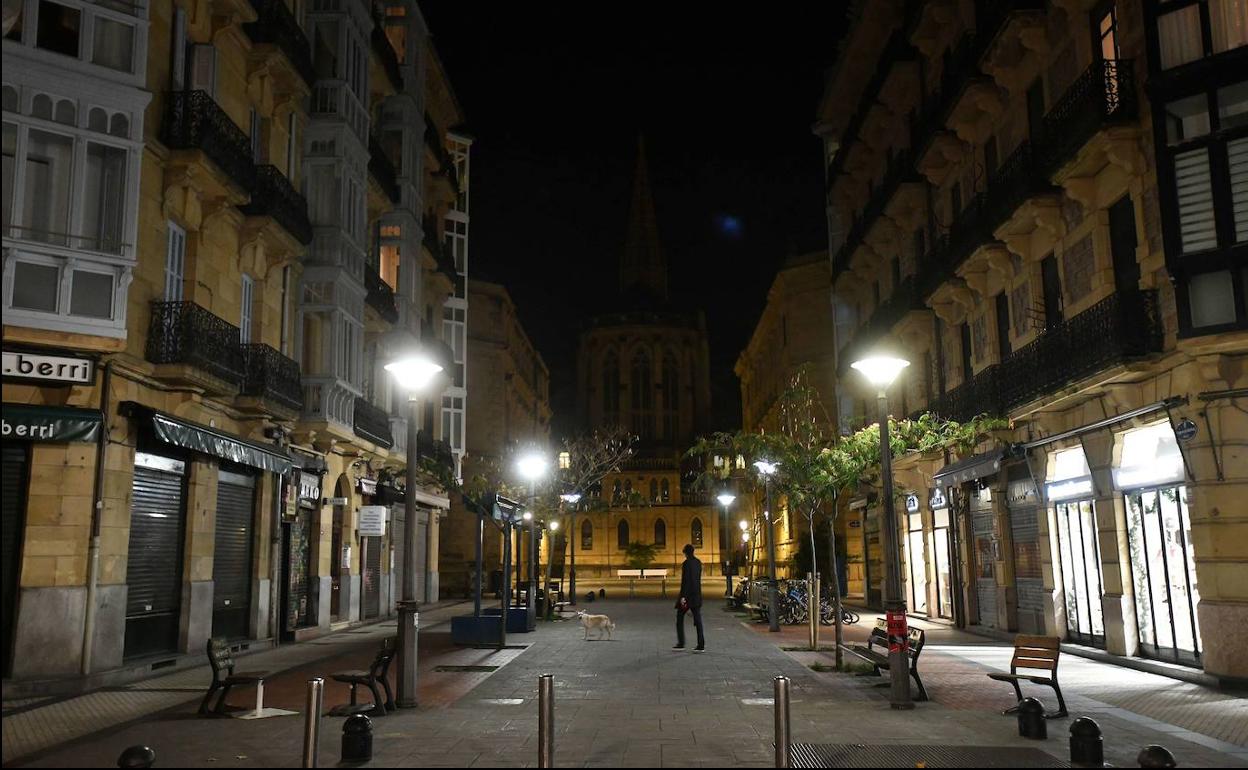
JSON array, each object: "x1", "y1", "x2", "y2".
[
  {"x1": 329, "y1": 643, "x2": 396, "y2": 717},
  {"x1": 986, "y1": 635, "x2": 1068, "y2": 718},
  {"x1": 643, "y1": 568, "x2": 669, "y2": 597},
  {"x1": 617, "y1": 568, "x2": 643, "y2": 597},
  {"x1": 841, "y1": 618, "x2": 928, "y2": 701},
  {"x1": 199, "y1": 638, "x2": 270, "y2": 716}
]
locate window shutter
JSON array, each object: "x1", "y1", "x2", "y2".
[
  {"x1": 1173, "y1": 147, "x2": 1217, "y2": 254},
  {"x1": 165, "y1": 222, "x2": 185, "y2": 301},
  {"x1": 240, "y1": 274, "x2": 254, "y2": 343},
  {"x1": 1229, "y1": 137, "x2": 1248, "y2": 244},
  {"x1": 171, "y1": 9, "x2": 187, "y2": 89},
  {"x1": 189, "y1": 44, "x2": 216, "y2": 95}
]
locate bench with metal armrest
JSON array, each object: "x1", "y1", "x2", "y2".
[
  {"x1": 329, "y1": 643, "x2": 396, "y2": 717},
  {"x1": 840, "y1": 618, "x2": 928, "y2": 701},
  {"x1": 986, "y1": 634, "x2": 1068, "y2": 718},
  {"x1": 199, "y1": 638, "x2": 270, "y2": 716}
]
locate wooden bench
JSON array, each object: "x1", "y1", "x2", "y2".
[
  {"x1": 841, "y1": 618, "x2": 928, "y2": 701},
  {"x1": 986, "y1": 635, "x2": 1067, "y2": 718},
  {"x1": 199, "y1": 638, "x2": 270, "y2": 716},
  {"x1": 329, "y1": 644, "x2": 396, "y2": 717},
  {"x1": 617, "y1": 569, "x2": 643, "y2": 597}
]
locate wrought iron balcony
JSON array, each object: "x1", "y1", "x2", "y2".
[
  {"x1": 146, "y1": 301, "x2": 246, "y2": 385},
  {"x1": 928, "y1": 290, "x2": 1162, "y2": 421},
  {"x1": 364, "y1": 269, "x2": 399, "y2": 324},
  {"x1": 353, "y1": 396, "x2": 394, "y2": 449},
  {"x1": 1043, "y1": 59, "x2": 1138, "y2": 171},
  {"x1": 239, "y1": 165, "x2": 313, "y2": 244},
  {"x1": 241, "y1": 343, "x2": 303, "y2": 411},
  {"x1": 368, "y1": 134, "x2": 401, "y2": 203},
  {"x1": 162, "y1": 91, "x2": 257, "y2": 192},
  {"x1": 982, "y1": 140, "x2": 1059, "y2": 231},
  {"x1": 243, "y1": 0, "x2": 315, "y2": 85},
  {"x1": 416, "y1": 429, "x2": 455, "y2": 474}
]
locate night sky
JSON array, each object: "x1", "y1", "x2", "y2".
[{"x1": 421, "y1": 6, "x2": 848, "y2": 436}]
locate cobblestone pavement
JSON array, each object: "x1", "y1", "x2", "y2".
[{"x1": 7, "y1": 599, "x2": 1247, "y2": 767}]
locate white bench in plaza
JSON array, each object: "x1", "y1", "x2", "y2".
[
  {"x1": 643, "y1": 569, "x2": 669, "y2": 597},
  {"x1": 618, "y1": 569, "x2": 643, "y2": 596}
]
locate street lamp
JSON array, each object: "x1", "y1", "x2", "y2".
[
  {"x1": 517, "y1": 453, "x2": 547, "y2": 626},
  {"x1": 561, "y1": 492, "x2": 582, "y2": 605},
  {"x1": 383, "y1": 348, "x2": 444, "y2": 709},
  {"x1": 851, "y1": 352, "x2": 912, "y2": 710},
  {"x1": 717, "y1": 490, "x2": 737, "y2": 607},
  {"x1": 754, "y1": 459, "x2": 780, "y2": 632}
]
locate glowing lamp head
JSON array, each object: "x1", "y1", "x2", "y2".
[
  {"x1": 738, "y1": 520, "x2": 749, "y2": 531},
  {"x1": 850, "y1": 355, "x2": 910, "y2": 388},
  {"x1": 753, "y1": 459, "x2": 778, "y2": 476},
  {"x1": 716, "y1": 492, "x2": 736, "y2": 508},
  {"x1": 741, "y1": 531, "x2": 750, "y2": 543},
  {"x1": 549, "y1": 519, "x2": 560, "y2": 531},
  {"x1": 560, "y1": 493, "x2": 582, "y2": 505},
  {"x1": 384, "y1": 353, "x2": 443, "y2": 391},
  {"x1": 522, "y1": 510, "x2": 533, "y2": 522},
  {"x1": 516, "y1": 454, "x2": 548, "y2": 482}
]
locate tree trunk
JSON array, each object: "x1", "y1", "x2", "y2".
[
  {"x1": 829, "y1": 491, "x2": 844, "y2": 670},
  {"x1": 808, "y1": 511, "x2": 819, "y2": 650}
]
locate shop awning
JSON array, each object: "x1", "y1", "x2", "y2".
[
  {"x1": 122, "y1": 402, "x2": 293, "y2": 475},
  {"x1": 933, "y1": 449, "x2": 1007, "y2": 487},
  {"x1": 2, "y1": 403, "x2": 102, "y2": 443},
  {"x1": 291, "y1": 448, "x2": 327, "y2": 473}
]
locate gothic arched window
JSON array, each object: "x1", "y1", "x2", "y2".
[
  {"x1": 603, "y1": 349, "x2": 621, "y2": 427},
  {"x1": 654, "y1": 518, "x2": 666, "y2": 546},
  {"x1": 691, "y1": 517, "x2": 704, "y2": 548},
  {"x1": 612, "y1": 479, "x2": 622, "y2": 505},
  {"x1": 581, "y1": 519, "x2": 593, "y2": 550},
  {"x1": 618, "y1": 519, "x2": 630, "y2": 549},
  {"x1": 661, "y1": 478, "x2": 670, "y2": 503},
  {"x1": 649, "y1": 478, "x2": 658, "y2": 502},
  {"x1": 662, "y1": 352, "x2": 680, "y2": 440},
  {"x1": 630, "y1": 350, "x2": 652, "y2": 439}
]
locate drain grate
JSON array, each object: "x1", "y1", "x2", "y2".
[
  {"x1": 790, "y1": 744, "x2": 1068, "y2": 768},
  {"x1": 435, "y1": 665, "x2": 500, "y2": 673}
]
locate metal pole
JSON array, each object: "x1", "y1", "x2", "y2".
[
  {"x1": 723, "y1": 501, "x2": 734, "y2": 609},
  {"x1": 766, "y1": 476, "x2": 780, "y2": 632},
  {"x1": 774, "y1": 675, "x2": 791, "y2": 768},
  {"x1": 396, "y1": 395, "x2": 421, "y2": 708},
  {"x1": 878, "y1": 390, "x2": 914, "y2": 710},
  {"x1": 473, "y1": 511, "x2": 483, "y2": 618},
  {"x1": 528, "y1": 482, "x2": 537, "y2": 627},
  {"x1": 569, "y1": 511, "x2": 577, "y2": 606},
  {"x1": 302, "y1": 677, "x2": 324, "y2": 768},
  {"x1": 515, "y1": 522, "x2": 523, "y2": 608},
  {"x1": 538, "y1": 674, "x2": 555, "y2": 768},
  {"x1": 500, "y1": 521, "x2": 511, "y2": 648}
]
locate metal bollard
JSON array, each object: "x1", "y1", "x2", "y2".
[
  {"x1": 1138, "y1": 745, "x2": 1177, "y2": 768},
  {"x1": 538, "y1": 674, "x2": 555, "y2": 768},
  {"x1": 1017, "y1": 697, "x2": 1047, "y2": 739},
  {"x1": 117, "y1": 745, "x2": 156, "y2": 769},
  {"x1": 1070, "y1": 717, "x2": 1104, "y2": 767},
  {"x1": 302, "y1": 677, "x2": 324, "y2": 768},
  {"x1": 341, "y1": 713, "x2": 373, "y2": 765},
  {"x1": 774, "y1": 675, "x2": 791, "y2": 768}
]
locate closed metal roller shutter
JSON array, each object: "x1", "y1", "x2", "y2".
[
  {"x1": 1010, "y1": 504, "x2": 1045, "y2": 633},
  {"x1": 125, "y1": 454, "x2": 187, "y2": 659},
  {"x1": 362, "y1": 535, "x2": 381, "y2": 619},
  {"x1": 972, "y1": 506, "x2": 997, "y2": 628},
  {"x1": 3, "y1": 444, "x2": 30, "y2": 677},
  {"x1": 212, "y1": 469, "x2": 256, "y2": 640}
]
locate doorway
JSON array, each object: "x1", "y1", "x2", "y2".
[
  {"x1": 1126, "y1": 486, "x2": 1202, "y2": 666},
  {"x1": 1054, "y1": 499, "x2": 1106, "y2": 647},
  {"x1": 906, "y1": 513, "x2": 928, "y2": 615},
  {"x1": 929, "y1": 508, "x2": 954, "y2": 620}
]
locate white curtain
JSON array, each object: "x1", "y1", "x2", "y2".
[{"x1": 1211, "y1": 0, "x2": 1248, "y2": 54}]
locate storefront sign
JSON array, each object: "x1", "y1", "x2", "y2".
[
  {"x1": 928, "y1": 488, "x2": 948, "y2": 510},
  {"x1": 325, "y1": 496, "x2": 349, "y2": 507},
  {"x1": 905, "y1": 494, "x2": 920, "y2": 513},
  {"x1": 3, "y1": 350, "x2": 93, "y2": 384},
  {"x1": 848, "y1": 519, "x2": 862, "y2": 528},
  {"x1": 299, "y1": 472, "x2": 321, "y2": 502},
  {"x1": 359, "y1": 505, "x2": 387, "y2": 537},
  {"x1": 1, "y1": 404, "x2": 102, "y2": 443},
  {"x1": 1175, "y1": 419, "x2": 1197, "y2": 442}
]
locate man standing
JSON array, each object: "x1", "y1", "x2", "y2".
[{"x1": 675, "y1": 544, "x2": 705, "y2": 652}]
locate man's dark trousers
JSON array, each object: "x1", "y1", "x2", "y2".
[{"x1": 677, "y1": 604, "x2": 705, "y2": 648}]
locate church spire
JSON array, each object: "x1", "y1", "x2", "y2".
[{"x1": 620, "y1": 135, "x2": 669, "y2": 301}]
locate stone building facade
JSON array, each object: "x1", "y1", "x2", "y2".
[
  {"x1": 2, "y1": 0, "x2": 469, "y2": 693},
  {"x1": 816, "y1": 0, "x2": 1246, "y2": 684}
]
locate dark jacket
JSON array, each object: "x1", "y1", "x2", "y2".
[{"x1": 678, "y1": 555, "x2": 703, "y2": 609}]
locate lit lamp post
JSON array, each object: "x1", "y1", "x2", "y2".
[
  {"x1": 383, "y1": 349, "x2": 444, "y2": 709},
  {"x1": 739, "y1": 525, "x2": 751, "y2": 585},
  {"x1": 851, "y1": 353, "x2": 913, "y2": 711},
  {"x1": 542, "y1": 518, "x2": 560, "y2": 619},
  {"x1": 717, "y1": 490, "x2": 736, "y2": 608},
  {"x1": 517, "y1": 454, "x2": 547, "y2": 628},
  {"x1": 561, "y1": 492, "x2": 582, "y2": 605},
  {"x1": 754, "y1": 459, "x2": 780, "y2": 632}
]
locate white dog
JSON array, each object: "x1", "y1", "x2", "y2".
[{"x1": 576, "y1": 610, "x2": 615, "y2": 641}]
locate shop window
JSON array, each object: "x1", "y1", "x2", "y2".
[{"x1": 1047, "y1": 446, "x2": 1094, "y2": 501}]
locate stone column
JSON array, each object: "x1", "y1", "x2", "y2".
[
  {"x1": 1081, "y1": 430, "x2": 1135, "y2": 658},
  {"x1": 181, "y1": 458, "x2": 217, "y2": 654}
]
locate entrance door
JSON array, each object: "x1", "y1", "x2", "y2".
[
  {"x1": 212, "y1": 469, "x2": 256, "y2": 640},
  {"x1": 2, "y1": 444, "x2": 29, "y2": 677},
  {"x1": 1054, "y1": 500, "x2": 1106, "y2": 647},
  {"x1": 1109, "y1": 195, "x2": 1140, "y2": 294},
  {"x1": 125, "y1": 454, "x2": 187, "y2": 659},
  {"x1": 330, "y1": 501, "x2": 344, "y2": 620},
  {"x1": 282, "y1": 505, "x2": 314, "y2": 640},
  {"x1": 930, "y1": 513, "x2": 954, "y2": 620},
  {"x1": 1126, "y1": 486, "x2": 1202, "y2": 666},
  {"x1": 971, "y1": 494, "x2": 997, "y2": 627},
  {"x1": 361, "y1": 535, "x2": 382, "y2": 619},
  {"x1": 906, "y1": 514, "x2": 928, "y2": 615}
]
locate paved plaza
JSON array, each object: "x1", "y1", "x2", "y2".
[{"x1": 4, "y1": 599, "x2": 1246, "y2": 767}]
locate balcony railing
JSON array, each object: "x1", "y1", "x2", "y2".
[
  {"x1": 353, "y1": 396, "x2": 394, "y2": 449},
  {"x1": 416, "y1": 429, "x2": 455, "y2": 474},
  {"x1": 243, "y1": 0, "x2": 315, "y2": 85},
  {"x1": 162, "y1": 91, "x2": 257, "y2": 192},
  {"x1": 368, "y1": 134, "x2": 401, "y2": 203},
  {"x1": 928, "y1": 290, "x2": 1162, "y2": 420},
  {"x1": 241, "y1": 343, "x2": 303, "y2": 411},
  {"x1": 239, "y1": 165, "x2": 313, "y2": 244},
  {"x1": 146, "y1": 301, "x2": 246, "y2": 385},
  {"x1": 364, "y1": 269, "x2": 399, "y2": 324},
  {"x1": 1043, "y1": 59, "x2": 1137, "y2": 171}
]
